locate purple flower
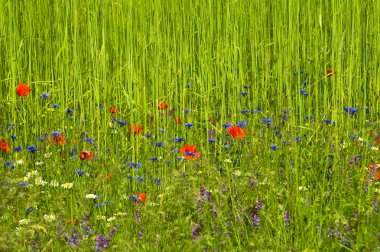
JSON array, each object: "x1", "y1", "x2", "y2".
[
  {"x1": 284, "y1": 210, "x2": 290, "y2": 227},
  {"x1": 40, "y1": 93, "x2": 49, "y2": 99},
  {"x1": 255, "y1": 199, "x2": 263, "y2": 212},
  {"x1": 95, "y1": 235, "x2": 109, "y2": 251},
  {"x1": 252, "y1": 213, "x2": 259, "y2": 228},
  {"x1": 192, "y1": 224, "x2": 201, "y2": 239}
]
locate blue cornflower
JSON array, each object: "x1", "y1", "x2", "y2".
[
  {"x1": 270, "y1": 145, "x2": 278, "y2": 151},
  {"x1": 18, "y1": 182, "x2": 28, "y2": 187},
  {"x1": 65, "y1": 108, "x2": 74, "y2": 116},
  {"x1": 295, "y1": 136, "x2": 301, "y2": 143},
  {"x1": 344, "y1": 107, "x2": 358, "y2": 116},
  {"x1": 253, "y1": 107, "x2": 262, "y2": 113},
  {"x1": 154, "y1": 142, "x2": 165, "y2": 147},
  {"x1": 11, "y1": 134, "x2": 17, "y2": 140},
  {"x1": 149, "y1": 157, "x2": 158, "y2": 162},
  {"x1": 13, "y1": 146, "x2": 23, "y2": 152},
  {"x1": 98, "y1": 103, "x2": 104, "y2": 111},
  {"x1": 262, "y1": 117, "x2": 273, "y2": 127},
  {"x1": 323, "y1": 119, "x2": 334, "y2": 125},
  {"x1": 184, "y1": 109, "x2": 190, "y2": 113},
  {"x1": 185, "y1": 123, "x2": 193, "y2": 129},
  {"x1": 305, "y1": 115, "x2": 314, "y2": 120},
  {"x1": 84, "y1": 137, "x2": 95, "y2": 144},
  {"x1": 26, "y1": 206, "x2": 35, "y2": 213},
  {"x1": 240, "y1": 92, "x2": 248, "y2": 96},
  {"x1": 127, "y1": 162, "x2": 142, "y2": 169},
  {"x1": 40, "y1": 93, "x2": 49, "y2": 99},
  {"x1": 300, "y1": 90, "x2": 309, "y2": 97},
  {"x1": 186, "y1": 83, "x2": 191, "y2": 88},
  {"x1": 27, "y1": 146, "x2": 38, "y2": 153},
  {"x1": 222, "y1": 122, "x2": 233, "y2": 129},
  {"x1": 241, "y1": 109, "x2": 251, "y2": 114},
  {"x1": 237, "y1": 121, "x2": 247, "y2": 128},
  {"x1": 145, "y1": 134, "x2": 152, "y2": 139},
  {"x1": 208, "y1": 138, "x2": 215, "y2": 143},
  {"x1": 52, "y1": 104, "x2": 59, "y2": 109},
  {"x1": 76, "y1": 169, "x2": 85, "y2": 176},
  {"x1": 51, "y1": 131, "x2": 62, "y2": 138},
  {"x1": 166, "y1": 161, "x2": 172, "y2": 166},
  {"x1": 113, "y1": 119, "x2": 127, "y2": 126},
  {"x1": 174, "y1": 137, "x2": 185, "y2": 143}
]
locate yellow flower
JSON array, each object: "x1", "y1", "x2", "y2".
[{"x1": 61, "y1": 182, "x2": 73, "y2": 189}]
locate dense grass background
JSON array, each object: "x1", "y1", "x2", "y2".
[{"x1": 0, "y1": 0, "x2": 379, "y2": 251}]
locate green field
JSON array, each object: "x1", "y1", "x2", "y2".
[{"x1": 0, "y1": 0, "x2": 379, "y2": 251}]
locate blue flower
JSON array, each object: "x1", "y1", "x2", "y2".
[
  {"x1": 127, "y1": 162, "x2": 142, "y2": 169},
  {"x1": 13, "y1": 146, "x2": 23, "y2": 152},
  {"x1": 65, "y1": 108, "x2": 74, "y2": 116},
  {"x1": 262, "y1": 117, "x2": 273, "y2": 127},
  {"x1": 185, "y1": 123, "x2": 193, "y2": 129},
  {"x1": 11, "y1": 134, "x2": 17, "y2": 140},
  {"x1": 149, "y1": 157, "x2": 158, "y2": 162},
  {"x1": 295, "y1": 136, "x2": 301, "y2": 143},
  {"x1": 270, "y1": 145, "x2": 278, "y2": 151},
  {"x1": 344, "y1": 107, "x2": 358, "y2": 116},
  {"x1": 84, "y1": 137, "x2": 95, "y2": 144},
  {"x1": 186, "y1": 83, "x2": 191, "y2": 88},
  {"x1": 305, "y1": 115, "x2": 314, "y2": 120},
  {"x1": 237, "y1": 121, "x2": 247, "y2": 128},
  {"x1": 323, "y1": 119, "x2": 334, "y2": 125},
  {"x1": 145, "y1": 134, "x2": 152, "y2": 139},
  {"x1": 174, "y1": 137, "x2": 185, "y2": 143},
  {"x1": 222, "y1": 122, "x2": 232, "y2": 129},
  {"x1": 208, "y1": 138, "x2": 215, "y2": 143},
  {"x1": 154, "y1": 142, "x2": 165, "y2": 147},
  {"x1": 26, "y1": 206, "x2": 35, "y2": 213},
  {"x1": 113, "y1": 119, "x2": 127, "y2": 126},
  {"x1": 40, "y1": 93, "x2": 49, "y2": 99},
  {"x1": 51, "y1": 131, "x2": 62, "y2": 138},
  {"x1": 76, "y1": 169, "x2": 85, "y2": 176},
  {"x1": 300, "y1": 90, "x2": 309, "y2": 97},
  {"x1": 241, "y1": 109, "x2": 250, "y2": 114},
  {"x1": 27, "y1": 146, "x2": 38, "y2": 153},
  {"x1": 184, "y1": 109, "x2": 190, "y2": 113},
  {"x1": 52, "y1": 104, "x2": 59, "y2": 109},
  {"x1": 18, "y1": 182, "x2": 28, "y2": 187},
  {"x1": 160, "y1": 129, "x2": 166, "y2": 133},
  {"x1": 240, "y1": 92, "x2": 248, "y2": 96}
]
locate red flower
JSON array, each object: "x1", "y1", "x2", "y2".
[
  {"x1": 0, "y1": 138, "x2": 10, "y2": 152},
  {"x1": 227, "y1": 126, "x2": 247, "y2": 139},
  {"x1": 327, "y1": 69, "x2": 336, "y2": 77},
  {"x1": 109, "y1": 106, "x2": 117, "y2": 113},
  {"x1": 106, "y1": 172, "x2": 113, "y2": 180},
  {"x1": 180, "y1": 144, "x2": 201, "y2": 160},
  {"x1": 157, "y1": 101, "x2": 168, "y2": 110},
  {"x1": 135, "y1": 193, "x2": 147, "y2": 205},
  {"x1": 368, "y1": 163, "x2": 380, "y2": 181},
  {"x1": 129, "y1": 124, "x2": 143, "y2": 136},
  {"x1": 175, "y1": 118, "x2": 181, "y2": 124},
  {"x1": 79, "y1": 150, "x2": 94, "y2": 160},
  {"x1": 17, "y1": 82, "x2": 32, "y2": 96},
  {"x1": 51, "y1": 133, "x2": 65, "y2": 146}
]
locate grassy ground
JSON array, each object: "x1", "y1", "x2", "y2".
[{"x1": 0, "y1": 0, "x2": 379, "y2": 251}]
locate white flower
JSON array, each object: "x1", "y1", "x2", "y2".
[
  {"x1": 35, "y1": 177, "x2": 47, "y2": 186},
  {"x1": 224, "y1": 159, "x2": 232, "y2": 163},
  {"x1": 43, "y1": 214, "x2": 56, "y2": 222},
  {"x1": 44, "y1": 152, "x2": 52, "y2": 158},
  {"x1": 371, "y1": 146, "x2": 378, "y2": 151},
  {"x1": 96, "y1": 215, "x2": 106, "y2": 220},
  {"x1": 19, "y1": 219, "x2": 30, "y2": 225},
  {"x1": 35, "y1": 161, "x2": 45, "y2": 166},
  {"x1": 86, "y1": 194, "x2": 99, "y2": 199},
  {"x1": 50, "y1": 180, "x2": 59, "y2": 187},
  {"x1": 61, "y1": 182, "x2": 73, "y2": 189},
  {"x1": 107, "y1": 216, "x2": 116, "y2": 222},
  {"x1": 16, "y1": 160, "x2": 25, "y2": 165}
]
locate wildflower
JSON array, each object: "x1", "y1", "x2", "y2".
[
  {"x1": 17, "y1": 82, "x2": 32, "y2": 96},
  {"x1": 208, "y1": 138, "x2": 215, "y2": 143},
  {"x1": 16, "y1": 159, "x2": 25, "y2": 165},
  {"x1": 40, "y1": 93, "x2": 49, "y2": 99},
  {"x1": 0, "y1": 137, "x2": 10, "y2": 152},
  {"x1": 262, "y1": 117, "x2": 273, "y2": 127},
  {"x1": 237, "y1": 121, "x2": 247, "y2": 128},
  {"x1": 192, "y1": 224, "x2": 201, "y2": 239},
  {"x1": 240, "y1": 92, "x2": 248, "y2": 96},
  {"x1": 184, "y1": 109, "x2": 190, "y2": 113},
  {"x1": 222, "y1": 122, "x2": 233, "y2": 129},
  {"x1": 175, "y1": 118, "x2": 181, "y2": 124},
  {"x1": 131, "y1": 193, "x2": 146, "y2": 205},
  {"x1": 185, "y1": 122, "x2": 193, "y2": 129},
  {"x1": 255, "y1": 199, "x2": 263, "y2": 212},
  {"x1": 80, "y1": 151, "x2": 94, "y2": 160},
  {"x1": 252, "y1": 213, "x2": 259, "y2": 228},
  {"x1": 227, "y1": 126, "x2": 247, "y2": 139},
  {"x1": 19, "y1": 219, "x2": 30, "y2": 225},
  {"x1": 76, "y1": 169, "x2": 85, "y2": 176},
  {"x1": 50, "y1": 180, "x2": 59, "y2": 187},
  {"x1": 186, "y1": 83, "x2": 191, "y2": 88},
  {"x1": 43, "y1": 214, "x2": 56, "y2": 222},
  {"x1": 174, "y1": 137, "x2": 185, "y2": 143},
  {"x1": 52, "y1": 104, "x2": 59, "y2": 109},
  {"x1": 129, "y1": 124, "x2": 143, "y2": 136},
  {"x1": 154, "y1": 142, "x2": 165, "y2": 147},
  {"x1": 344, "y1": 107, "x2": 359, "y2": 116},
  {"x1": 95, "y1": 235, "x2": 109, "y2": 251},
  {"x1": 114, "y1": 119, "x2": 127, "y2": 127},
  {"x1": 51, "y1": 131, "x2": 65, "y2": 145},
  {"x1": 84, "y1": 137, "x2": 95, "y2": 144},
  {"x1": 300, "y1": 90, "x2": 309, "y2": 97},
  {"x1": 61, "y1": 182, "x2": 74, "y2": 189},
  {"x1": 106, "y1": 172, "x2": 113, "y2": 180},
  {"x1": 270, "y1": 145, "x2": 278, "y2": 151},
  {"x1": 86, "y1": 194, "x2": 100, "y2": 199},
  {"x1": 109, "y1": 106, "x2": 117, "y2": 113},
  {"x1": 65, "y1": 108, "x2": 74, "y2": 116},
  {"x1": 179, "y1": 144, "x2": 201, "y2": 160},
  {"x1": 284, "y1": 210, "x2": 290, "y2": 227},
  {"x1": 27, "y1": 146, "x2": 38, "y2": 153},
  {"x1": 327, "y1": 69, "x2": 336, "y2": 76},
  {"x1": 241, "y1": 109, "x2": 250, "y2": 114},
  {"x1": 26, "y1": 206, "x2": 35, "y2": 213},
  {"x1": 11, "y1": 134, "x2": 16, "y2": 140},
  {"x1": 157, "y1": 101, "x2": 168, "y2": 110}
]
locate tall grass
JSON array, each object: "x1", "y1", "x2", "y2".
[{"x1": 0, "y1": 0, "x2": 379, "y2": 251}]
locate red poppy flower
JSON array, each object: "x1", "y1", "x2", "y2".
[
  {"x1": 327, "y1": 69, "x2": 336, "y2": 77},
  {"x1": 227, "y1": 126, "x2": 247, "y2": 139},
  {"x1": 109, "y1": 106, "x2": 117, "y2": 113},
  {"x1": 135, "y1": 193, "x2": 147, "y2": 205},
  {"x1": 79, "y1": 150, "x2": 94, "y2": 160},
  {"x1": 0, "y1": 138, "x2": 10, "y2": 152},
  {"x1": 129, "y1": 124, "x2": 143, "y2": 136},
  {"x1": 17, "y1": 82, "x2": 32, "y2": 96},
  {"x1": 51, "y1": 133, "x2": 65, "y2": 146},
  {"x1": 67, "y1": 218, "x2": 79, "y2": 225},
  {"x1": 157, "y1": 101, "x2": 168, "y2": 110},
  {"x1": 175, "y1": 118, "x2": 181, "y2": 124},
  {"x1": 368, "y1": 163, "x2": 380, "y2": 181},
  {"x1": 180, "y1": 144, "x2": 201, "y2": 160}
]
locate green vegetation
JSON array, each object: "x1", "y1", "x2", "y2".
[{"x1": 0, "y1": 0, "x2": 379, "y2": 251}]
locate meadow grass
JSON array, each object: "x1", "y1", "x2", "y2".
[{"x1": 0, "y1": 0, "x2": 380, "y2": 251}]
